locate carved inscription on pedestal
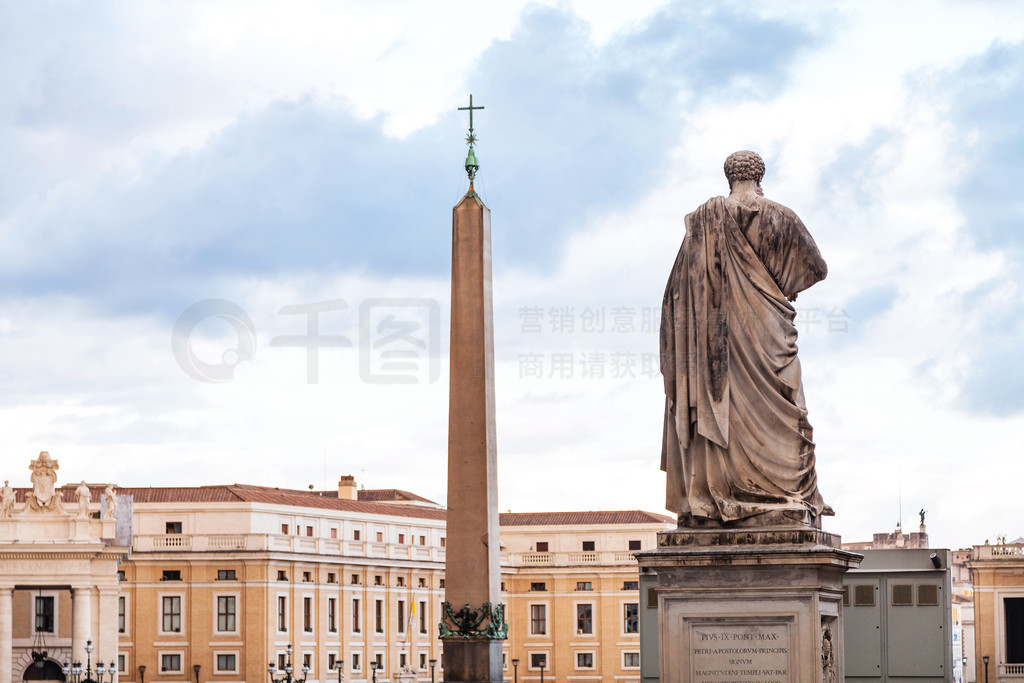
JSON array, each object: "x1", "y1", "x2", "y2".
[{"x1": 688, "y1": 618, "x2": 793, "y2": 683}]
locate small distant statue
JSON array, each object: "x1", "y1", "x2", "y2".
[
  {"x1": 0, "y1": 480, "x2": 14, "y2": 518},
  {"x1": 661, "y1": 151, "x2": 829, "y2": 526},
  {"x1": 75, "y1": 481, "x2": 91, "y2": 519},
  {"x1": 104, "y1": 484, "x2": 118, "y2": 519},
  {"x1": 919, "y1": 508, "x2": 927, "y2": 525},
  {"x1": 27, "y1": 451, "x2": 64, "y2": 513}
]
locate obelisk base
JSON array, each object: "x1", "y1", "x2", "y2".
[
  {"x1": 637, "y1": 527, "x2": 862, "y2": 683},
  {"x1": 441, "y1": 637, "x2": 503, "y2": 683}
]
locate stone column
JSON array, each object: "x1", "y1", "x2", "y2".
[
  {"x1": 72, "y1": 586, "x2": 92, "y2": 667},
  {"x1": 441, "y1": 187, "x2": 504, "y2": 683},
  {"x1": 98, "y1": 587, "x2": 119, "y2": 681},
  {"x1": 0, "y1": 586, "x2": 13, "y2": 683}
]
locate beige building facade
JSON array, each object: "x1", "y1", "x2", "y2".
[
  {"x1": 2, "y1": 464, "x2": 673, "y2": 683},
  {"x1": 966, "y1": 540, "x2": 1024, "y2": 682}
]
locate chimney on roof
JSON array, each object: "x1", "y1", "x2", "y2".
[{"x1": 338, "y1": 475, "x2": 357, "y2": 500}]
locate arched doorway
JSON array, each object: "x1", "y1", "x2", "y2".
[{"x1": 22, "y1": 659, "x2": 65, "y2": 681}]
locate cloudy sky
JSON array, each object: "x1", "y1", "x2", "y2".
[{"x1": 1, "y1": 0, "x2": 1022, "y2": 550}]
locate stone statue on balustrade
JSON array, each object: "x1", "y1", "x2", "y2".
[
  {"x1": 104, "y1": 483, "x2": 118, "y2": 519},
  {"x1": 76, "y1": 481, "x2": 91, "y2": 519},
  {"x1": 27, "y1": 451, "x2": 65, "y2": 513},
  {"x1": 0, "y1": 480, "x2": 13, "y2": 518},
  {"x1": 660, "y1": 150, "x2": 831, "y2": 528}
]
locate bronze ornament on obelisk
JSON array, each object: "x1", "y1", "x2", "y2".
[{"x1": 439, "y1": 95, "x2": 507, "y2": 683}]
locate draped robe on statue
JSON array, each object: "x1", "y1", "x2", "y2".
[{"x1": 660, "y1": 195, "x2": 828, "y2": 525}]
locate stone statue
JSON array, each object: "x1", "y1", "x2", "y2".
[
  {"x1": 0, "y1": 480, "x2": 13, "y2": 518},
  {"x1": 919, "y1": 508, "x2": 926, "y2": 525},
  {"x1": 76, "y1": 481, "x2": 91, "y2": 519},
  {"x1": 821, "y1": 622, "x2": 836, "y2": 683},
  {"x1": 27, "y1": 451, "x2": 64, "y2": 513},
  {"x1": 661, "y1": 150, "x2": 829, "y2": 527},
  {"x1": 104, "y1": 484, "x2": 118, "y2": 519}
]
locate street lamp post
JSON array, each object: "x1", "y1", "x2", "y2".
[
  {"x1": 539, "y1": 658, "x2": 545, "y2": 683},
  {"x1": 193, "y1": 664, "x2": 201, "y2": 683},
  {"x1": 334, "y1": 657, "x2": 343, "y2": 683},
  {"x1": 268, "y1": 644, "x2": 309, "y2": 683},
  {"x1": 428, "y1": 659, "x2": 436, "y2": 683},
  {"x1": 370, "y1": 661, "x2": 378, "y2": 683},
  {"x1": 63, "y1": 639, "x2": 116, "y2": 683},
  {"x1": 511, "y1": 659, "x2": 519, "y2": 683},
  {"x1": 983, "y1": 655, "x2": 990, "y2": 683},
  {"x1": 138, "y1": 665, "x2": 146, "y2": 683}
]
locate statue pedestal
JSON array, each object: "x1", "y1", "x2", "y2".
[{"x1": 637, "y1": 527, "x2": 861, "y2": 683}]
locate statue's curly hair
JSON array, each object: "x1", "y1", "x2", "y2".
[{"x1": 723, "y1": 150, "x2": 765, "y2": 183}]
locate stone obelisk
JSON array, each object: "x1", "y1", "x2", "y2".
[{"x1": 440, "y1": 95, "x2": 506, "y2": 683}]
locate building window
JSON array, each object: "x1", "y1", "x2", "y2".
[
  {"x1": 303, "y1": 654, "x2": 312, "y2": 671},
  {"x1": 376, "y1": 532, "x2": 384, "y2": 542},
  {"x1": 352, "y1": 654, "x2": 360, "y2": 671},
  {"x1": 306, "y1": 526, "x2": 313, "y2": 537},
  {"x1": 535, "y1": 542, "x2": 549, "y2": 552},
  {"x1": 161, "y1": 570, "x2": 181, "y2": 581},
  {"x1": 118, "y1": 596, "x2": 125, "y2": 633},
  {"x1": 396, "y1": 577, "x2": 405, "y2": 587},
  {"x1": 398, "y1": 534, "x2": 405, "y2": 544},
  {"x1": 165, "y1": 522, "x2": 182, "y2": 534},
  {"x1": 303, "y1": 597, "x2": 313, "y2": 632},
  {"x1": 352, "y1": 599, "x2": 361, "y2": 633},
  {"x1": 375, "y1": 600, "x2": 384, "y2": 633},
  {"x1": 374, "y1": 576, "x2": 383, "y2": 586},
  {"x1": 398, "y1": 600, "x2": 405, "y2": 633},
  {"x1": 439, "y1": 579, "x2": 445, "y2": 588},
  {"x1": 419, "y1": 535, "x2": 426, "y2": 545},
  {"x1": 418, "y1": 578, "x2": 426, "y2": 588},
  {"x1": 399, "y1": 653, "x2": 407, "y2": 668},
  {"x1": 576, "y1": 652, "x2": 594, "y2": 668},
  {"x1": 530, "y1": 604, "x2": 546, "y2": 635},
  {"x1": 576, "y1": 581, "x2": 592, "y2": 591},
  {"x1": 501, "y1": 582, "x2": 506, "y2": 591},
  {"x1": 117, "y1": 570, "x2": 126, "y2": 581},
  {"x1": 35, "y1": 596, "x2": 54, "y2": 633},
  {"x1": 374, "y1": 654, "x2": 383, "y2": 669},
  {"x1": 582, "y1": 540, "x2": 595, "y2": 551},
  {"x1": 216, "y1": 654, "x2": 236, "y2": 672},
  {"x1": 440, "y1": 537, "x2": 445, "y2": 547},
  {"x1": 217, "y1": 596, "x2": 236, "y2": 632},
  {"x1": 351, "y1": 574, "x2": 360, "y2": 585},
  {"x1": 623, "y1": 580, "x2": 639, "y2": 590},
  {"x1": 277, "y1": 596, "x2": 287, "y2": 632},
  {"x1": 328, "y1": 598, "x2": 337, "y2": 632},
  {"x1": 277, "y1": 570, "x2": 288, "y2": 581},
  {"x1": 530, "y1": 654, "x2": 546, "y2": 668},
  {"x1": 353, "y1": 530, "x2": 361, "y2": 541},
  {"x1": 577, "y1": 604, "x2": 593, "y2": 634},
  {"x1": 419, "y1": 601, "x2": 427, "y2": 633},
  {"x1": 217, "y1": 569, "x2": 236, "y2": 580},
  {"x1": 419, "y1": 653, "x2": 427, "y2": 670},
  {"x1": 327, "y1": 572, "x2": 336, "y2": 584},
  {"x1": 278, "y1": 654, "x2": 287, "y2": 669},
  {"x1": 162, "y1": 596, "x2": 181, "y2": 632},
  {"x1": 328, "y1": 654, "x2": 337, "y2": 670},
  {"x1": 302, "y1": 571, "x2": 312, "y2": 582},
  {"x1": 281, "y1": 523, "x2": 289, "y2": 534},
  {"x1": 530, "y1": 582, "x2": 546, "y2": 592},
  {"x1": 117, "y1": 655, "x2": 126, "y2": 673},
  {"x1": 330, "y1": 527, "x2": 338, "y2": 539},
  {"x1": 161, "y1": 654, "x2": 181, "y2": 672},
  {"x1": 628, "y1": 539, "x2": 642, "y2": 551},
  {"x1": 623, "y1": 652, "x2": 640, "y2": 668},
  {"x1": 624, "y1": 603, "x2": 639, "y2": 633}
]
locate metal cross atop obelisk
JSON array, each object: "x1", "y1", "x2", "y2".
[
  {"x1": 458, "y1": 94, "x2": 484, "y2": 183},
  {"x1": 439, "y1": 95, "x2": 506, "y2": 683}
]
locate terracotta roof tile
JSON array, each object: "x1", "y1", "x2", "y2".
[{"x1": 498, "y1": 510, "x2": 675, "y2": 526}]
